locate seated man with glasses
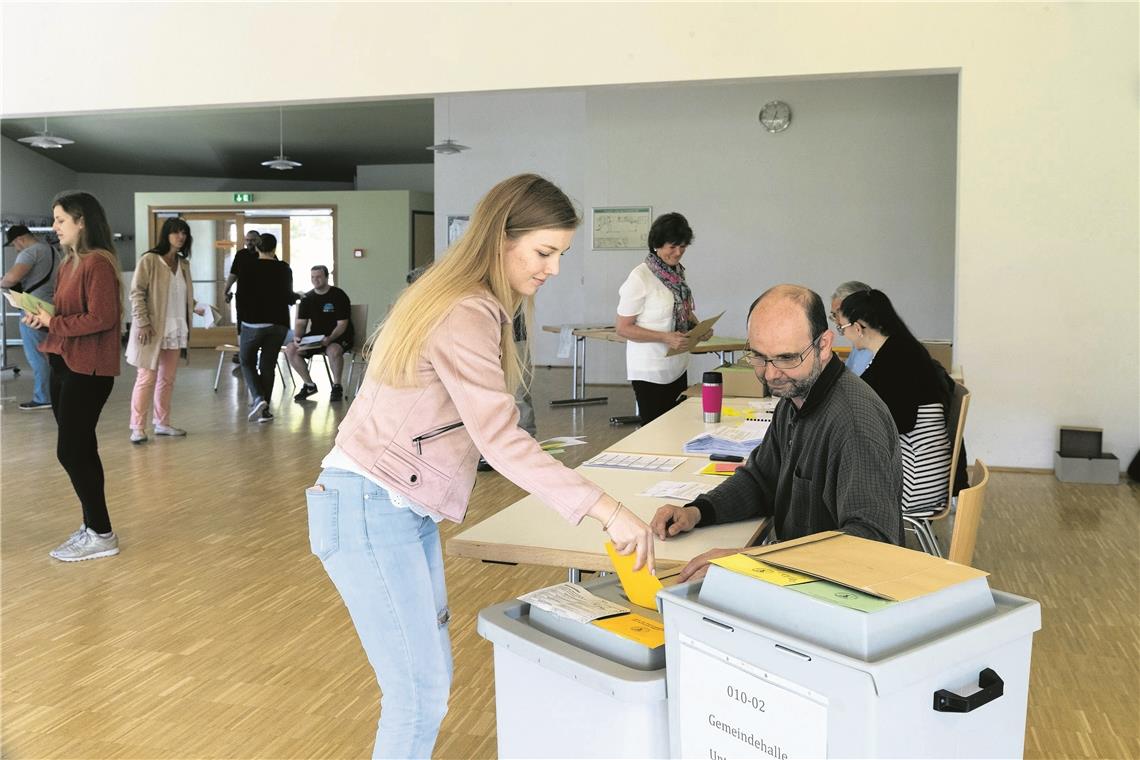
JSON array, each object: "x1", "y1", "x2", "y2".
[{"x1": 651, "y1": 284, "x2": 903, "y2": 581}]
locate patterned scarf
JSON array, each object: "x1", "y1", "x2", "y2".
[{"x1": 645, "y1": 251, "x2": 696, "y2": 332}]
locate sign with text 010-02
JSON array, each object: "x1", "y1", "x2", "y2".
[{"x1": 678, "y1": 633, "x2": 827, "y2": 759}]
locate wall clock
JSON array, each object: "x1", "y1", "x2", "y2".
[{"x1": 759, "y1": 100, "x2": 792, "y2": 133}]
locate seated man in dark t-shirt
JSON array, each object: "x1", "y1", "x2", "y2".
[{"x1": 285, "y1": 265, "x2": 354, "y2": 402}]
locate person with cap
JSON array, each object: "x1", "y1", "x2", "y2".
[{"x1": 2, "y1": 224, "x2": 63, "y2": 409}]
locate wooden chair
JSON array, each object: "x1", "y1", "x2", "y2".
[
  {"x1": 213, "y1": 343, "x2": 292, "y2": 393},
  {"x1": 902, "y1": 381, "x2": 970, "y2": 557},
  {"x1": 947, "y1": 460, "x2": 990, "y2": 566}
]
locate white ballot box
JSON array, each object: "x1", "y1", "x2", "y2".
[
  {"x1": 478, "y1": 575, "x2": 670, "y2": 759},
  {"x1": 659, "y1": 535, "x2": 1041, "y2": 759}
]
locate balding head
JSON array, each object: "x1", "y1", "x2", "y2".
[
  {"x1": 746, "y1": 285, "x2": 834, "y2": 406},
  {"x1": 748, "y1": 285, "x2": 829, "y2": 341}
]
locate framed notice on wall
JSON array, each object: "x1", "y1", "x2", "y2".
[{"x1": 591, "y1": 206, "x2": 652, "y2": 251}]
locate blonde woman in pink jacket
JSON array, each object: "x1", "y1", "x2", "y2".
[{"x1": 308, "y1": 174, "x2": 655, "y2": 759}]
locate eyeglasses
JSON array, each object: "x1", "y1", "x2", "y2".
[
  {"x1": 740, "y1": 336, "x2": 821, "y2": 371},
  {"x1": 834, "y1": 320, "x2": 856, "y2": 335}
]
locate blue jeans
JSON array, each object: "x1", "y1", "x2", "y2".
[
  {"x1": 19, "y1": 318, "x2": 51, "y2": 404},
  {"x1": 238, "y1": 324, "x2": 287, "y2": 406},
  {"x1": 307, "y1": 468, "x2": 452, "y2": 760}
]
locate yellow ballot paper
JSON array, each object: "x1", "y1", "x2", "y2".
[
  {"x1": 604, "y1": 541, "x2": 662, "y2": 609},
  {"x1": 709, "y1": 554, "x2": 815, "y2": 586},
  {"x1": 592, "y1": 613, "x2": 666, "y2": 648}
]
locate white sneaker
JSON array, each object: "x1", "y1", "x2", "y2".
[
  {"x1": 154, "y1": 424, "x2": 186, "y2": 437},
  {"x1": 248, "y1": 399, "x2": 268, "y2": 421},
  {"x1": 130, "y1": 429, "x2": 148, "y2": 444},
  {"x1": 50, "y1": 528, "x2": 119, "y2": 562},
  {"x1": 59, "y1": 524, "x2": 88, "y2": 549}
]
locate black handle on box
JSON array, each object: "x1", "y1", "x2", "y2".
[{"x1": 933, "y1": 668, "x2": 1004, "y2": 713}]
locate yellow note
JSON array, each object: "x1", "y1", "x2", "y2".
[
  {"x1": 697, "y1": 462, "x2": 736, "y2": 477},
  {"x1": 710, "y1": 554, "x2": 815, "y2": 586},
  {"x1": 605, "y1": 541, "x2": 662, "y2": 609},
  {"x1": 592, "y1": 613, "x2": 666, "y2": 648},
  {"x1": 722, "y1": 405, "x2": 742, "y2": 417}
]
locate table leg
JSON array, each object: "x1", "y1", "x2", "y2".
[
  {"x1": 550, "y1": 335, "x2": 607, "y2": 407},
  {"x1": 568, "y1": 568, "x2": 581, "y2": 583}
]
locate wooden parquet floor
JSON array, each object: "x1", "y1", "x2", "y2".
[{"x1": 1, "y1": 351, "x2": 1137, "y2": 759}]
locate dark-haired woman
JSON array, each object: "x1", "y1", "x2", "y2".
[
  {"x1": 125, "y1": 217, "x2": 206, "y2": 443},
  {"x1": 615, "y1": 212, "x2": 709, "y2": 424},
  {"x1": 235, "y1": 232, "x2": 293, "y2": 423},
  {"x1": 24, "y1": 191, "x2": 123, "y2": 562},
  {"x1": 836, "y1": 289, "x2": 953, "y2": 510}
]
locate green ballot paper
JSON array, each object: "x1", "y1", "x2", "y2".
[{"x1": 3, "y1": 289, "x2": 55, "y2": 317}]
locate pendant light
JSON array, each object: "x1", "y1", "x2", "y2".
[
  {"x1": 426, "y1": 96, "x2": 470, "y2": 155},
  {"x1": 18, "y1": 117, "x2": 75, "y2": 150},
  {"x1": 261, "y1": 108, "x2": 302, "y2": 170}
]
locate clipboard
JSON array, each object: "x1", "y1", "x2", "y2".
[{"x1": 665, "y1": 311, "x2": 724, "y2": 357}]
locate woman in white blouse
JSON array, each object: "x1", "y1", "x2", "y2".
[
  {"x1": 125, "y1": 217, "x2": 205, "y2": 443},
  {"x1": 615, "y1": 212, "x2": 709, "y2": 424}
]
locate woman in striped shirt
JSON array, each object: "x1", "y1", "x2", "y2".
[{"x1": 834, "y1": 289, "x2": 953, "y2": 511}]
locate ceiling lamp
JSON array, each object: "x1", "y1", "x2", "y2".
[
  {"x1": 428, "y1": 139, "x2": 470, "y2": 155},
  {"x1": 18, "y1": 118, "x2": 75, "y2": 150},
  {"x1": 261, "y1": 108, "x2": 302, "y2": 170},
  {"x1": 426, "y1": 97, "x2": 470, "y2": 155}
]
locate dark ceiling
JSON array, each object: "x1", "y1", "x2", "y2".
[{"x1": 0, "y1": 99, "x2": 435, "y2": 182}]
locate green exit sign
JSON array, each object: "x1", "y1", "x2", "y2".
[{"x1": 233, "y1": 192, "x2": 253, "y2": 203}]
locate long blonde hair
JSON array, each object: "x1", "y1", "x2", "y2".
[
  {"x1": 53, "y1": 190, "x2": 123, "y2": 323},
  {"x1": 366, "y1": 174, "x2": 580, "y2": 391}
]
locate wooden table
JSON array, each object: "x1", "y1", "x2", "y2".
[
  {"x1": 606, "y1": 395, "x2": 773, "y2": 457},
  {"x1": 447, "y1": 464, "x2": 769, "y2": 577},
  {"x1": 447, "y1": 391, "x2": 773, "y2": 578},
  {"x1": 541, "y1": 323, "x2": 748, "y2": 413}
]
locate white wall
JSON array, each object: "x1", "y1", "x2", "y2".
[
  {"x1": 2, "y1": 3, "x2": 1136, "y2": 469},
  {"x1": 435, "y1": 77, "x2": 958, "y2": 384},
  {"x1": 1, "y1": 136, "x2": 78, "y2": 219},
  {"x1": 356, "y1": 164, "x2": 433, "y2": 193}
]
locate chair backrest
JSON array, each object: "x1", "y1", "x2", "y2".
[
  {"x1": 948, "y1": 459, "x2": 989, "y2": 566},
  {"x1": 945, "y1": 382, "x2": 971, "y2": 505},
  {"x1": 348, "y1": 304, "x2": 370, "y2": 353}
]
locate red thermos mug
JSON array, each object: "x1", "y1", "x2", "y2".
[{"x1": 702, "y1": 371, "x2": 723, "y2": 423}]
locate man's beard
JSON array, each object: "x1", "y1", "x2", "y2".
[{"x1": 767, "y1": 349, "x2": 822, "y2": 402}]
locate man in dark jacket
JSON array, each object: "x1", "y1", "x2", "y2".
[{"x1": 651, "y1": 284, "x2": 903, "y2": 581}]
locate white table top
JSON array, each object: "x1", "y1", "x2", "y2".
[
  {"x1": 606, "y1": 396, "x2": 774, "y2": 458},
  {"x1": 447, "y1": 463, "x2": 768, "y2": 571}
]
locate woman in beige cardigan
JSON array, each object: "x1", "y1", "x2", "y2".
[{"x1": 125, "y1": 218, "x2": 205, "y2": 443}]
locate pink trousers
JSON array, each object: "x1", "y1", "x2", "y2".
[{"x1": 130, "y1": 348, "x2": 180, "y2": 429}]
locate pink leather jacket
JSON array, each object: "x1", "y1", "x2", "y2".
[{"x1": 334, "y1": 292, "x2": 603, "y2": 524}]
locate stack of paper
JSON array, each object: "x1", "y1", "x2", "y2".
[
  {"x1": 683, "y1": 421, "x2": 769, "y2": 458},
  {"x1": 518, "y1": 582, "x2": 629, "y2": 623},
  {"x1": 583, "y1": 452, "x2": 685, "y2": 472}
]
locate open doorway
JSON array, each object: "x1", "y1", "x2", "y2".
[{"x1": 148, "y1": 205, "x2": 335, "y2": 344}]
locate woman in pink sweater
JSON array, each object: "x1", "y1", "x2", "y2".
[
  {"x1": 308, "y1": 174, "x2": 655, "y2": 758},
  {"x1": 25, "y1": 191, "x2": 123, "y2": 562}
]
